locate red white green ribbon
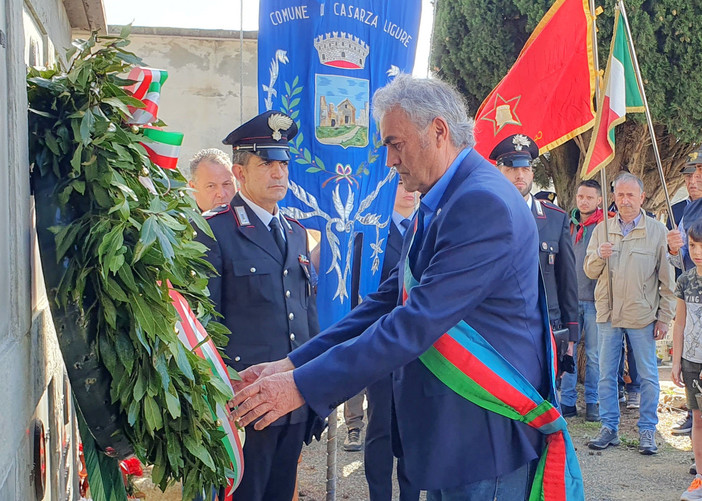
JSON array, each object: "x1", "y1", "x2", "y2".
[
  {"x1": 125, "y1": 67, "x2": 168, "y2": 125},
  {"x1": 140, "y1": 126, "x2": 183, "y2": 170},
  {"x1": 403, "y1": 228, "x2": 584, "y2": 500},
  {"x1": 169, "y1": 286, "x2": 245, "y2": 495}
]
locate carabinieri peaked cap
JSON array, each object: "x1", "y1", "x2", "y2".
[
  {"x1": 681, "y1": 146, "x2": 702, "y2": 174},
  {"x1": 222, "y1": 110, "x2": 299, "y2": 161},
  {"x1": 489, "y1": 134, "x2": 539, "y2": 167}
]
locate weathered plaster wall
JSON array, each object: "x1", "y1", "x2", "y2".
[
  {"x1": 116, "y1": 27, "x2": 259, "y2": 175},
  {"x1": 0, "y1": 1, "x2": 101, "y2": 498}
]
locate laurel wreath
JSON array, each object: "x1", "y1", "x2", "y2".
[{"x1": 27, "y1": 28, "x2": 233, "y2": 498}]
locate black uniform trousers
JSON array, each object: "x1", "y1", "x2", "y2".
[
  {"x1": 232, "y1": 422, "x2": 307, "y2": 501},
  {"x1": 364, "y1": 223, "x2": 420, "y2": 501}
]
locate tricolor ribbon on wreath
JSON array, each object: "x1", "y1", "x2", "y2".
[
  {"x1": 124, "y1": 67, "x2": 184, "y2": 171},
  {"x1": 403, "y1": 222, "x2": 584, "y2": 501},
  {"x1": 169, "y1": 286, "x2": 245, "y2": 495}
]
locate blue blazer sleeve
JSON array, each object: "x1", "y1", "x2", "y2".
[
  {"x1": 293, "y1": 189, "x2": 521, "y2": 417},
  {"x1": 288, "y1": 265, "x2": 400, "y2": 367}
]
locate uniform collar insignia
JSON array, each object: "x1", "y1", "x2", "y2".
[
  {"x1": 234, "y1": 206, "x2": 251, "y2": 226},
  {"x1": 298, "y1": 254, "x2": 310, "y2": 265},
  {"x1": 534, "y1": 197, "x2": 544, "y2": 216}
]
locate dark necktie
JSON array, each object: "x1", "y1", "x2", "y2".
[
  {"x1": 399, "y1": 218, "x2": 411, "y2": 234},
  {"x1": 269, "y1": 217, "x2": 286, "y2": 257},
  {"x1": 408, "y1": 209, "x2": 425, "y2": 266}
]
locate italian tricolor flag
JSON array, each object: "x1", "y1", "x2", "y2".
[
  {"x1": 581, "y1": 9, "x2": 644, "y2": 180},
  {"x1": 140, "y1": 127, "x2": 184, "y2": 170}
]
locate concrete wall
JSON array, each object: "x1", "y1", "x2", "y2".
[
  {"x1": 113, "y1": 27, "x2": 259, "y2": 176},
  {"x1": 0, "y1": 1, "x2": 102, "y2": 499}
]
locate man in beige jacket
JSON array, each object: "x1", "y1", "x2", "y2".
[{"x1": 584, "y1": 172, "x2": 675, "y2": 455}]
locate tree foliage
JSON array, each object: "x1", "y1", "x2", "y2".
[
  {"x1": 27, "y1": 29, "x2": 234, "y2": 498},
  {"x1": 432, "y1": 0, "x2": 702, "y2": 212}
]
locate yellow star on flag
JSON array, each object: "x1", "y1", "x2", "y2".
[{"x1": 479, "y1": 93, "x2": 522, "y2": 135}]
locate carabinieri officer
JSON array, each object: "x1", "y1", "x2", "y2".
[
  {"x1": 491, "y1": 134, "x2": 579, "y2": 414},
  {"x1": 196, "y1": 110, "x2": 319, "y2": 501}
]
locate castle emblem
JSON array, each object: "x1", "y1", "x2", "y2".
[
  {"x1": 314, "y1": 32, "x2": 370, "y2": 70},
  {"x1": 315, "y1": 74, "x2": 369, "y2": 149}
]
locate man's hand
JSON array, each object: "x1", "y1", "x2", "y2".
[
  {"x1": 667, "y1": 229, "x2": 683, "y2": 255},
  {"x1": 231, "y1": 357, "x2": 295, "y2": 394},
  {"x1": 230, "y1": 371, "x2": 305, "y2": 430},
  {"x1": 566, "y1": 341, "x2": 575, "y2": 357},
  {"x1": 654, "y1": 320, "x2": 669, "y2": 341},
  {"x1": 598, "y1": 242, "x2": 614, "y2": 259}
]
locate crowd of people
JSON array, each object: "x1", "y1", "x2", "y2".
[{"x1": 185, "y1": 74, "x2": 702, "y2": 501}]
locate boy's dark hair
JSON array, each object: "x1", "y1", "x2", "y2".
[
  {"x1": 688, "y1": 219, "x2": 702, "y2": 243},
  {"x1": 577, "y1": 179, "x2": 602, "y2": 195}
]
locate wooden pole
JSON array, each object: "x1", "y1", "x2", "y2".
[
  {"x1": 589, "y1": 0, "x2": 614, "y2": 310},
  {"x1": 617, "y1": 0, "x2": 677, "y2": 240}
]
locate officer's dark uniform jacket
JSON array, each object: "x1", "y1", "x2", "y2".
[
  {"x1": 531, "y1": 195, "x2": 579, "y2": 342},
  {"x1": 381, "y1": 222, "x2": 403, "y2": 281},
  {"x1": 197, "y1": 192, "x2": 319, "y2": 426}
]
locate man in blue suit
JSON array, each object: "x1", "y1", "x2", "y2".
[{"x1": 230, "y1": 75, "x2": 548, "y2": 499}]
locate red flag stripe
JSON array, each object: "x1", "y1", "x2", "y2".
[
  {"x1": 434, "y1": 334, "x2": 539, "y2": 416},
  {"x1": 141, "y1": 144, "x2": 178, "y2": 170}
]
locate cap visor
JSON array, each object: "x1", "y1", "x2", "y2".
[
  {"x1": 499, "y1": 158, "x2": 532, "y2": 168},
  {"x1": 258, "y1": 148, "x2": 291, "y2": 161}
]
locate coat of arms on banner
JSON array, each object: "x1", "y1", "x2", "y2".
[{"x1": 315, "y1": 75, "x2": 369, "y2": 148}]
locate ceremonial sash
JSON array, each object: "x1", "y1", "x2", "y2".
[{"x1": 403, "y1": 220, "x2": 584, "y2": 501}]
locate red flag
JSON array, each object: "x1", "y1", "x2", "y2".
[{"x1": 474, "y1": 0, "x2": 596, "y2": 159}]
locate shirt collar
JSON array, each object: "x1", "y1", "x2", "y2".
[
  {"x1": 392, "y1": 210, "x2": 414, "y2": 234},
  {"x1": 421, "y1": 148, "x2": 472, "y2": 214},
  {"x1": 239, "y1": 192, "x2": 279, "y2": 227},
  {"x1": 617, "y1": 210, "x2": 642, "y2": 234}
]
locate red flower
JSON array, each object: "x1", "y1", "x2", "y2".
[{"x1": 120, "y1": 457, "x2": 143, "y2": 477}]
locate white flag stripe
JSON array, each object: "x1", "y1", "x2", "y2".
[
  {"x1": 144, "y1": 140, "x2": 181, "y2": 159},
  {"x1": 607, "y1": 57, "x2": 626, "y2": 118}
]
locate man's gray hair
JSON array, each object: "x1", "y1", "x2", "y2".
[
  {"x1": 231, "y1": 150, "x2": 255, "y2": 168},
  {"x1": 371, "y1": 74, "x2": 474, "y2": 148},
  {"x1": 613, "y1": 171, "x2": 644, "y2": 193},
  {"x1": 189, "y1": 148, "x2": 232, "y2": 180}
]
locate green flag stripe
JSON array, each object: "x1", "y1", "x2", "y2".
[
  {"x1": 143, "y1": 128, "x2": 184, "y2": 146},
  {"x1": 419, "y1": 347, "x2": 524, "y2": 421}
]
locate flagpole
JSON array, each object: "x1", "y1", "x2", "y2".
[
  {"x1": 617, "y1": 0, "x2": 675, "y2": 227},
  {"x1": 590, "y1": 0, "x2": 614, "y2": 310}
]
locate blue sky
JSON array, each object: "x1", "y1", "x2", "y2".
[{"x1": 103, "y1": 0, "x2": 433, "y2": 76}]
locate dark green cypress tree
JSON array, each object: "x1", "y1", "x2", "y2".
[{"x1": 431, "y1": 0, "x2": 702, "y2": 212}]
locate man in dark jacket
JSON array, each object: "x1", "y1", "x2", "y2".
[
  {"x1": 364, "y1": 179, "x2": 420, "y2": 501},
  {"x1": 562, "y1": 179, "x2": 604, "y2": 422},
  {"x1": 491, "y1": 134, "x2": 579, "y2": 416},
  {"x1": 197, "y1": 111, "x2": 319, "y2": 501}
]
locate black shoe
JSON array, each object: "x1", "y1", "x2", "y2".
[
  {"x1": 585, "y1": 403, "x2": 600, "y2": 422},
  {"x1": 673, "y1": 413, "x2": 694, "y2": 436},
  {"x1": 561, "y1": 404, "x2": 577, "y2": 418}
]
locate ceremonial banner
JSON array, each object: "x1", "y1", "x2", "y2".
[
  {"x1": 258, "y1": 1, "x2": 422, "y2": 328},
  {"x1": 580, "y1": 8, "x2": 644, "y2": 180},
  {"x1": 474, "y1": 0, "x2": 596, "y2": 159}
]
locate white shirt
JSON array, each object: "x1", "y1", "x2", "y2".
[{"x1": 239, "y1": 192, "x2": 286, "y2": 240}]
